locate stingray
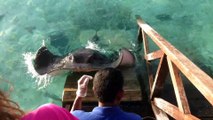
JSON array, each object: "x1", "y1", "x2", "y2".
[{"x1": 33, "y1": 46, "x2": 135, "y2": 75}]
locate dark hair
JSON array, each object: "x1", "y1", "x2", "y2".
[{"x1": 93, "y1": 67, "x2": 124, "y2": 103}]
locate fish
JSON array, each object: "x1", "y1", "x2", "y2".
[{"x1": 156, "y1": 14, "x2": 172, "y2": 21}]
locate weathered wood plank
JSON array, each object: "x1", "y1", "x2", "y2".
[
  {"x1": 151, "y1": 101, "x2": 169, "y2": 120},
  {"x1": 63, "y1": 89, "x2": 142, "y2": 102},
  {"x1": 144, "y1": 50, "x2": 163, "y2": 61},
  {"x1": 137, "y1": 16, "x2": 213, "y2": 105},
  {"x1": 142, "y1": 29, "x2": 154, "y2": 91},
  {"x1": 167, "y1": 58, "x2": 191, "y2": 114},
  {"x1": 62, "y1": 68, "x2": 142, "y2": 103},
  {"x1": 150, "y1": 54, "x2": 169, "y2": 99},
  {"x1": 145, "y1": 61, "x2": 154, "y2": 92},
  {"x1": 142, "y1": 29, "x2": 148, "y2": 55},
  {"x1": 153, "y1": 98, "x2": 199, "y2": 120}
]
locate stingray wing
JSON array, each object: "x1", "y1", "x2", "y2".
[{"x1": 34, "y1": 47, "x2": 135, "y2": 75}]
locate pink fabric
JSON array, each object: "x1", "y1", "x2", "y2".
[{"x1": 21, "y1": 103, "x2": 78, "y2": 120}]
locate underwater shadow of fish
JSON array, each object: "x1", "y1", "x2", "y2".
[
  {"x1": 156, "y1": 14, "x2": 172, "y2": 21},
  {"x1": 34, "y1": 46, "x2": 135, "y2": 75}
]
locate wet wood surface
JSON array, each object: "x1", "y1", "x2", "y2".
[
  {"x1": 153, "y1": 98, "x2": 199, "y2": 120},
  {"x1": 62, "y1": 67, "x2": 142, "y2": 106},
  {"x1": 167, "y1": 58, "x2": 191, "y2": 114}
]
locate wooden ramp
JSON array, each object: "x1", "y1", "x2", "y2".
[{"x1": 62, "y1": 67, "x2": 142, "y2": 111}]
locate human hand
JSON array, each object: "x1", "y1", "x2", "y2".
[{"x1": 76, "y1": 75, "x2": 93, "y2": 97}]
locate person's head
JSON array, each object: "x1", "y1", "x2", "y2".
[
  {"x1": 93, "y1": 67, "x2": 124, "y2": 104},
  {"x1": 21, "y1": 103, "x2": 78, "y2": 120},
  {"x1": 0, "y1": 90, "x2": 24, "y2": 120}
]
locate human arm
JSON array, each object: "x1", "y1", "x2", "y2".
[
  {"x1": 71, "y1": 96, "x2": 83, "y2": 112},
  {"x1": 71, "y1": 75, "x2": 93, "y2": 112}
]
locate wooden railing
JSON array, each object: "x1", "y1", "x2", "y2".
[{"x1": 136, "y1": 15, "x2": 213, "y2": 120}]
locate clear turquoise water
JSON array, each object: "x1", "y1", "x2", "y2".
[{"x1": 0, "y1": 0, "x2": 212, "y2": 111}]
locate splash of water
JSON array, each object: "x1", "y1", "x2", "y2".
[
  {"x1": 22, "y1": 52, "x2": 52, "y2": 89},
  {"x1": 85, "y1": 41, "x2": 99, "y2": 50},
  {"x1": 85, "y1": 41, "x2": 106, "y2": 53}
]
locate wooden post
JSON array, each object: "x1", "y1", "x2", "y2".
[
  {"x1": 142, "y1": 29, "x2": 154, "y2": 91},
  {"x1": 167, "y1": 58, "x2": 191, "y2": 114}
]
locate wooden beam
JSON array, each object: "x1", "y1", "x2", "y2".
[
  {"x1": 153, "y1": 98, "x2": 199, "y2": 120},
  {"x1": 150, "y1": 54, "x2": 169, "y2": 99},
  {"x1": 167, "y1": 58, "x2": 191, "y2": 114},
  {"x1": 151, "y1": 101, "x2": 169, "y2": 120},
  {"x1": 62, "y1": 89, "x2": 142, "y2": 102},
  {"x1": 142, "y1": 28, "x2": 154, "y2": 91},
  {"x1": 144, "y1": 50, "x2": 163, "y2": 61},
  {"x1": 146, "y1": 61, "x2": 154, "y2": 92},
  {"x1": 137, "y1": 16, "x2": 213, "y2": 105},
  {"x1": 142, "y1": 29, "x2": 148, "y2": 55}
]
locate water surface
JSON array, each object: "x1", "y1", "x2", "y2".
[{"x1": 0, "y1": 0, "x2": 212, "y2": 110}]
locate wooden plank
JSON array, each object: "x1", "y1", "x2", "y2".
[
  {"x1": 167, "y1": 58, "x2": 191, "y2": 114},
  {"x1": 150, "y1": 54, "x2": 169, "y2": 99},
  {"x1": 153, "y1": 98, "x2": 199, "y2": 120},
  {"x1": 144, "y1": 50, "x2": 163, "y2": 61},
  {"x1": 63, "y1": 89, "x2": 142, "y2": 102},
  {"x1": 151, "y1": 101, "x2": 169, "y2": 120},
  {"x1": 146, "y1": 61, "x2": 154, "y2": 92},
  {"x1": 142, "y1": 29, "x2": 154, "y2": 91},
  {"x1": 62, "y1": 68, "x2": 142, "y2": 103},
  {"x1": 142, "y1": 29, "x2": 148, "y2": 55},
  {"x1": 137, "y1": 16, "x2": 213, "y2": 105}
]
